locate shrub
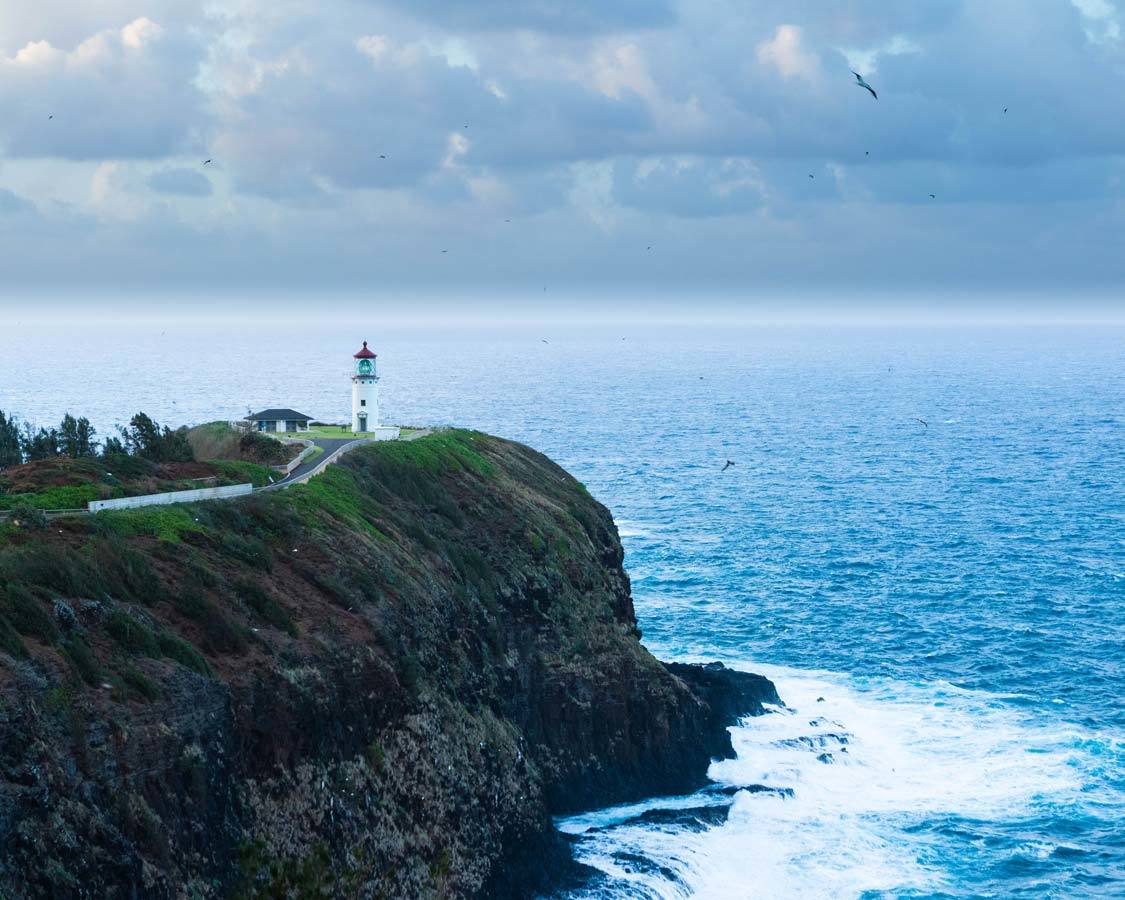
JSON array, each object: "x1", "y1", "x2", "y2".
[
  {"x1": 0, "y1": 613, "x2": 27, "y2": 658},
  {"x1": 120, "y1": 665, "x2": 160, "y2": 701},
  {"x1": 7, "y1": 502, "x2": 48, "y2": 529},
  {"x1": 157, "y1": 633, "x2": 211, "y2": 676},
  {"x1": 60, "y1": 638, "x2": 101, "y2": 685},
  {"x1": 105, "y1": 608, "x2": 160, "y2": 658},
  {"x1": 2, "y1": 584, "x2": 58, "y2": 644},
  {"x1": 234, "y1": 579, "x2": 297, "y2": 637}
]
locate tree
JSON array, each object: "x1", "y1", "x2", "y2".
[
  {"x1": 102, "y1": 435, "x2": 126, "y2": 457},
  {"x1": 58, "y1": 413, "x2": 98, "y2": 459},
  {"x1": 0, "y1": 410, "x2": 21, "y2": 469},
  {"x1": 21, "y1": 424, "x2": 58, "y2": 461},
  {"x1": 122, "y1": 413, "x2": 193, "y2": 463}
]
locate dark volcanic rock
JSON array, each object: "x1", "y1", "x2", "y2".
[{"x1": 0, "y1": 430, "x2": 779, "y2": 899}]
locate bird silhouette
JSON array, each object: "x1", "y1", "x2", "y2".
[
  {"x1": 721, "y1": 460, "x2": 736, "y2": 472},
  {"x1": 929, "y1": 194, "x2": 936, "y2": 199},
  {"x1": 541, "y1": 339, "x2": 549, "y2": 344},
  {"x1": 48, "y1": 114, "x2": 53, "y2": 120},
  {"x1": 914, "y1": 418, "x2": 928, "y2": 428},
  {"x1": 441, "y1": 249, "x2": 448, "y2": 253},
  {"x1": 647, "y1": 245, "x2": 653, "y2": 250},
  {"x1": 865, "y1": 150, "x2": 869, "y2": 156},
  {"x1": 379, "y1": 154, "x2": 387, "y2": 159},
  {"x1": 851, "y1": 71, "x2": 878, "y2": 100},
  {"x1": 203, "y1": 159, "x2": 212, "y2": 165},
  {"x1": 1003, "y1": 107, "x2": 1008, "y2": 114},
  {"x1": 808, "y1": 173, "x2": 815, "y2": 179}
]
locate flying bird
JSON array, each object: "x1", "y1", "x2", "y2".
[
  {"x1": 851, "y1": 71, "x2": 878, "y2": 100},
  {"x1": 541, "y1": 339, "x2": 550, "y2": 344},
  {"x1": 929, "y1": 194, "x2": 936, "y2": 199},
  {"x1": 48, "y1": 114, "x2": 53, "y2": 120},
  {"x1": 808, "y1": 174, "x2": 815, "y2": 179},
  {"x1": 379, "y1": 154, "x2": 387, "y2": 159},
  {"x1": 865, "y1": 150, "x2": 869, "y2": 156},
  {"x1": 721, "y1": 460, "x2": 736, "y2": 472},
  {"x1": 441, "y1": 249, "x2": 448, "y2": 253},
  {"x1": 203, "y1": 159, "x2": 212, "y2": 166},
  {"x1": 1003, "y1": 107, "x2": 1008, "y2": 114},
  {"x1": 914, "y1": 418, "x2": 928, "y2": 429}
]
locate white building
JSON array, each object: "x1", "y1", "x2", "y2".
[{"x1": 351, "y1": 340, "x2": 400, "y2": 440}]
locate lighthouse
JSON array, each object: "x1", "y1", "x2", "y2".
[{"x1": 351, "y1": 340, "x2": 379, "y2": 434}]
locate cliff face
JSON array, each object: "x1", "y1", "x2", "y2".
[{"x1": 0, "y1": 431, "x2": 778, "y2": 898}]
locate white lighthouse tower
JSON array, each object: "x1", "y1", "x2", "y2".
[{"x1": 351, "y1": 340, "x2": 379, "y2": 434}]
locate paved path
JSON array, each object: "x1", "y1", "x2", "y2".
[{"x1": 263, "y1": 438, "x2": 356, "y2": 490}]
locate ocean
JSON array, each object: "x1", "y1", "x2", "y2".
[{"x1": 1, "y1": 318, "x2": 1122, "y2": 897}]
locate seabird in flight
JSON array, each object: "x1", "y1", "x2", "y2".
[
  {"x1": 929, "y1": 193, "x2": 936, "y2": 199},
  {"x1": 721, "y1": 460, "x2": 736, "y2": 472},
  {"x1": 851, "y1": 71, "x2": 878, "y2": 100},
  {"x1": 203, "y1": 159, "x2": 212, "y2": 165},
  {"x1": 915, "y1": 418, "x2": 928, "y2": 428}
]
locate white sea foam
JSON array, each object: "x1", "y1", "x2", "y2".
[{"x1": 563, "y1": 663, "x2": 1093, "y2": 899}]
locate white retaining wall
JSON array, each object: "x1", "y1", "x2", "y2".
[
  {"x1": 88, "y1": 483, "x2": 253, "y2": 513},
  {"x1": 274, "y1": 440, "x2": 317, "y2": 475}
]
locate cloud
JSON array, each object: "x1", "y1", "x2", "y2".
[
  {"x1": 367, "y1": 0, "x2": 676, "y2": 34},
  {"x1": 147, "y1": 167, "x2": 212, "y2": 197},
  {"x1": 616, "y1": 156, "x2": 766, "y2": 217},
  {"x1": 0, "y1": 188, "x2": 32, "y2": 214},
  {"x1": 2, "y1": 0, "x2": 1125, "y2": 299},
  {"x1": 0, "y1": 17, "x2": 206, "y2": 160},
  {"x1": 757, "y1": 25, "x2": 819, "y2": 80}
]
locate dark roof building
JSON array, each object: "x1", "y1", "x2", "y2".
[{"x1": 246, "y1": 409, "x2": 314, "y2": 433}]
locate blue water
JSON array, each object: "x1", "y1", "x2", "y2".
[{"x1": 1, "y1": 319, "x2": 1122, "y2": 897}]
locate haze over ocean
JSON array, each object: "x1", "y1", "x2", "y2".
[{"x1": 2, "y1": 318, "x2": 1121, "y2": 897}]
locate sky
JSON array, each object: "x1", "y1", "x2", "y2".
[{"x1": 1, "y1": 0, "x2": 1125, "y2": 315}]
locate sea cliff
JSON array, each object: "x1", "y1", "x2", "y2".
[{"x1": 0, "y1": 430, "x2": 778, "y2": 898}]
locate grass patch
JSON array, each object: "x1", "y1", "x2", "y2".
[
  {"x1": 98, "y1": 505, "x2": 208, "y2": 543},
  {"x1": 0, "y1": 484, "x2": 106, "y2": 511},
  {"x1": 364, "y1": 429, "x2": 496, "y2": 478},
  {"x1": 210, "y1": 460, "x2": 278, "y2": 488}
]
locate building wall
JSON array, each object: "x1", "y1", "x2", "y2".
[{"x1": 352, "y1": 377, "x2": 379, "y2": 433}]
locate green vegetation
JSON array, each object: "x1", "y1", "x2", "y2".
[
  {"x1": 98, "y1": 506, "x2": 208, "y2": 543},
  {"x1": 0, "y1": 483, "x2": 106, "y2": 511},
  {"x1": 209, "y1": 460, "x2": 279, "y2": 488},
  {"x1": 186, "y1": 421, "x2": 242, "y2": 461},
  {"x1": 365, "y1": 429, "x2": 495, "y2": 478}
]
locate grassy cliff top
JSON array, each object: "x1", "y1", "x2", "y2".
[{"x1": 0, "y1": 428, "x2": 622, "y2": 698}]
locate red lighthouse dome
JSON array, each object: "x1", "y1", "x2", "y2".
[{"x1": 354, "y1": 340, "x2": 376, "y2": 359}]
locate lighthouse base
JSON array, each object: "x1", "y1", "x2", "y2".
[{"x1": 352, "y1": 425, "x2": 401, "y2": 441}]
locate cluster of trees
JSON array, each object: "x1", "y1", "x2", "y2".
[{"x1": 0, "y1": 410, "x2": 193, "y2": 471}]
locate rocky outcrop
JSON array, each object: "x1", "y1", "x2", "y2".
[{"x1": 0, "y1": 430, "x2": 778, "y2": 898}]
